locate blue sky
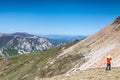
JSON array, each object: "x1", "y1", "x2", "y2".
[{"x1": 0, "y1": 0, "x2": 120, "y2": 35}]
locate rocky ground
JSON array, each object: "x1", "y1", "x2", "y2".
[{"x1": 37, "y1": 67, "x2": 120, "y2": 80}]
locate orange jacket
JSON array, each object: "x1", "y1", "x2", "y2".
[{"x1": 106, "y1": 58, "x2": 112, "y2": 64}]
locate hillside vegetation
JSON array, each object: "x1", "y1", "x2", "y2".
[{"x1": 0, "y1": 40, "x2": 80, "y2": 80}]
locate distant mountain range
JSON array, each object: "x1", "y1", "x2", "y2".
[
  {"x1": 39, "y1": 35, "x2": 86, "y2": 42},
  {"x1": 0, "y1": 32, "x2": 65, "y2": 56}
]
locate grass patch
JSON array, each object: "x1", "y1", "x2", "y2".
[{"x1": 0, "y1": 40, "x2": 81, "y2": 80}]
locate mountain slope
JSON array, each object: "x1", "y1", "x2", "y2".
[
  {"x1": 63, "y1": 16, "x2": 120, "y2": 71},
  {"x1": 0, "y1": 32, "x2": 65, "y2": 56},
  {"x1": 0, "y1": 40, "x2": 80, "y2": 80},
  {"x1": 79, "y1": 16, "x2": 120, "y2": 70},
  {"x1": 38, "y1": 16, "x2": 120, "y2": 76}
]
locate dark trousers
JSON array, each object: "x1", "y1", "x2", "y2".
[{"x1": 106, "y1": 63, "x2": 111, "y2": 70}]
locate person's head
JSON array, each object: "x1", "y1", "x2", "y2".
[{"x1": 107, "y1": 55, "x2": 111, "y2": 58}]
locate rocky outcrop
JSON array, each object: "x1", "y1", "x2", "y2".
[{"x1": 0, "y1": 32, "x2": 65, "y2": 56}]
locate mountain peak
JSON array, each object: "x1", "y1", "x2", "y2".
[
  {"x1": 116, "y1": 16, "x2": 120, "y2": 19},
  {"x1": 113, "y1": 16, "x2": 120, "y2": 24},
  {"x1": 0, "y1": 33, "x2": 9, "y2": 37}
]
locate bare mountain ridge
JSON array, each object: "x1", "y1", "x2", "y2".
[
  {"x1": 39, "y1": 16, "x2": 120, "y2": 77},
  {"x1": 70, "y1": 16, "x2": 120, "y2": 70},
  {"x1": 32, "y1": 16, "x2": 120, "y2": 80},
  {"x1": 79, "y1": 16, "x2": 120, "y2": 69}
]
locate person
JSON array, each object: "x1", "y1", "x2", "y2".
[{"x1": 106, "y1": 55, "x2": 112, "y2": 70}]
